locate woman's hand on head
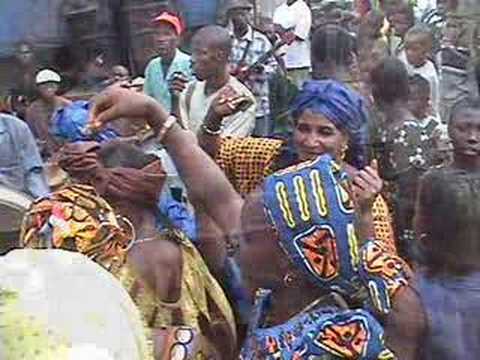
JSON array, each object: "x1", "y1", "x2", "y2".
[
  {"x1": 88, "y1": 87, "x2": 169, "y2": 132},
  {"x1": 352, "y1": 159, "x2": 383, "y2": 210}
]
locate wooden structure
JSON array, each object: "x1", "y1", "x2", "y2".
[
  {"x1": 62, "y1": 0, "x2": 120, "y2": 67},
  {"x1": 120, "y1": 0, "x2": 170, "y2": 75}
]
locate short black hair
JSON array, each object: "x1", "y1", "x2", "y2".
[
  {"x1": 408, "y1": 74, "x2": 430, "y2": 94},
  {"x1": 449, "y1": 97, "x2": 480, "y2": 125},
  {"x1": 405, "y1": 23, "x2": 433, "y2": 44},
  {"x1": 193, "y1": 25, "x2": 233, "y2": 55},
  {"x1": 370, "y1": 57, "x2": 409, "y2": 103},
  {"x1": 418, "y1": 169, "x2": 480, "y2": 275},
  {"x1": 311, "y1": 25, "x2": 357, "y2": 67},
  {"x1": 97, "y1": 141, "x2": 157, "y2": 169}
]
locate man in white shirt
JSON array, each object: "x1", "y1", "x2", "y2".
[
  {"x1": 273, "y1": 0, "x2": 312, "y2": 88},
  {"x1": 179, "y1": 25, "x2": 256, "y2": 137}
]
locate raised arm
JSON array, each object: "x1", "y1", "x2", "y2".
[
  {"x1": 89, "y1": 88, "x2": 244, "y2": 236},
  {"x1": 197, "y1": 85, "x2": 254, "y2": 157}
]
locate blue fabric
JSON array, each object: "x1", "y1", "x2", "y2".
[
  {"x1": 51, "y1": 101, "x2": 118, "y2": 143},
  {"x1": 290, "y1": 80, "x2": 370, "y2": 168},
  {"x1": 417, "y1": 271, "x2": 480, "y2": 360},
  {"x1": 241, "y1": 289, "x2": 395, "y2": 359},
  {"x1": 223, "y1": 256, "x2": 252, "y2": 324},
  {"x1": 263, "y1": 154, "x2": 408, "y2": 314},
  {"x1": 263, "y1": 154, "x2": 361, "y2": 296},
  {"x1": 157, "y1": 192, "x2": 197, "y2": 243}
]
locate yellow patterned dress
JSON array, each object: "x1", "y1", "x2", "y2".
[
  {"x1": 216, "y1": 137, "x2": 398, "y2": 254},
  {"x1": 19, "y1": 185, "x2": 237, "y2": 359},
  {"x1": 112, "y1": 230, "x2": 238, "y2": 359}
]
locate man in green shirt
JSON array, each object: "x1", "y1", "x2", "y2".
[{"x1": 144, "y1": 12, "x2": 193, "y2": 114}]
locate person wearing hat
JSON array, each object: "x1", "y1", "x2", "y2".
[
  {"x1": 25, "y1": 69, "x2": 71, "y2": 158},
  {"x1": 227, "y1": 0, "x2": 278, "y2": 136},
  {"x1": 144, "y1": 12, "x2": 193, "y2": 114}
]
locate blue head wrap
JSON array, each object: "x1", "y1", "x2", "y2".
[
  {"x1": 263, "y1": 154, "x2": 409, "y2": 315},
  {"x1": 51, "y1": 101, "x2": 118, "y2": 143},
  {"x1": 291, "y1": 80, "x2": 369, "y2": 169}
]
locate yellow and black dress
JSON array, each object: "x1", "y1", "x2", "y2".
[
  {"x1": 20, "y1": 184, "x2": 236, "y2": 359},
  {"x1": 215, "y1": 137, "x2": 398, "y2": 254}
]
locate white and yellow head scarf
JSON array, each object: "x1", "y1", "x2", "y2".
[{"x1": 0, "y1": 249, "x2": 152, "y2": 360}]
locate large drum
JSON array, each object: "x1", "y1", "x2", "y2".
[{"x1": 0, "y1": 185, "x2": 32, "y2": 254}]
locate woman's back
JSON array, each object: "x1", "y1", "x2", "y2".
[{"x1": 417, "y1": 270, "x2": 480, "y2": 359}]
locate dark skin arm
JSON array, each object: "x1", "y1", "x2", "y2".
[
  {"x1": 384, "y1": 285, "x2": 425, "y2": 360},
  {"x1": 89, "y1": 88, "x2": 244, "y2": 240},
  {"x1": 197, "y1": 85, "x2": 252, "y2": 158}
]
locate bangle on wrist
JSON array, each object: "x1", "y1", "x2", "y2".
[
  {"x1": 201, "y1": 123, "x2": 222, "y2": 136},
  {"x1": 157, "y1": 115, "x2": 177, "y2": 142}
]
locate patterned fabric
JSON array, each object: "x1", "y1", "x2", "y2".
[
  {"x1": 216, "y1": 136, "x2": 284, "y2": 195},
  {"x1": 291, "y1": 80, "x2": 370, "y2": 168},
  {"x1": 144, "y1": 50, "x2": 193, "y2": 113},
  {"x1": 216, "y1": 137, "x2": 397, "y2": 252},
  {"x1": 379, "y1": 120, "x2": 434, "y2": 257},
  {"x1": 116, "y1": 230, "x2": 237, "y2": 358},
  {"x1": 230, "y1": 25, "x2": 277, "y2": 118},
  {"x1": 20, "y1": 184, "x2": 134, "y2": 270},
  {"x1": 358, "y1": 241, "x2": 410, "y2": 313},
  {"x1": 262, "y1": 154, "x2": 408, "y2": 313},
  {"x1": 51, "y1": 101, "x2": 118, "y2": 143},
  {"x1": 241, "y1": 290, "x2": 395, "y2": 360},
  {"x1": 19, "y1": 185, "x2": 237, "y2": 359}
]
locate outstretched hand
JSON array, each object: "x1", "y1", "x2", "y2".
[{"x1": 87, "y1": 88, "x2": 168, "y2": 133}]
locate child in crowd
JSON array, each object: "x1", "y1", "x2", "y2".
[
  {"x1": 400, "y1": 24, "x2": 440, "y2": 117},
  {"x1": 408, "y1": 74, "x2": 451, "y2": 166},
  {"x1": 386, "y1": 1, "x2": 415, "y2": 55}
]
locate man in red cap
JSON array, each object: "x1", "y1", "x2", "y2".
[{"x1": 144, "y1": 12, "x2": 193, "y2": 114}]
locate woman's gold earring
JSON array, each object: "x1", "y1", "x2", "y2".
[
  {"x1": 283, "y1": 271, "x2": 297, "y2": 287},
  {"x1": 341, "y1": 145, "x2": 349, "y2": 160}
]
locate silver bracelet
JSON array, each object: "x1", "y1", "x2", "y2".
[{"x1": 201, "y1": 123, "x2": 222, "y2": 136}]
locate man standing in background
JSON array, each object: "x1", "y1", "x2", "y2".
[
  {"x1": 0, "y1": 111, "x2": 49, "y2": 198},
  {"x1": 273, "y1": 0, "x2": 312, "y2": 88},
  {"x1": 144, "y1": 12, "x2": 193, "y2": 114},
  {"x1": 227, "y1": 0, "x2": 278, "y2": 136}
]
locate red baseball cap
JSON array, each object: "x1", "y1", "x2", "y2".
[{"x1": 152, "y1": 12, "x2": 183, "y2": 35}]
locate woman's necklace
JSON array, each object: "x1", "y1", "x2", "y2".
[{"x1": 134, "y1": 236, "x2": 158, "y2": 245}]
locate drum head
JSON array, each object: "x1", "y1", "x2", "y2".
[{"x1": 0, "y1": 186, "x2": 32, "y2": 254}]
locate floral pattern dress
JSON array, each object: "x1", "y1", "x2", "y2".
[{"x1": 379, "y1": 120, "x2": 435, "y2": 258}]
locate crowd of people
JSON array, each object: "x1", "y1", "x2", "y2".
[{"x1": 1, "y1": 0, "x2": 480, "y2": 358}]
